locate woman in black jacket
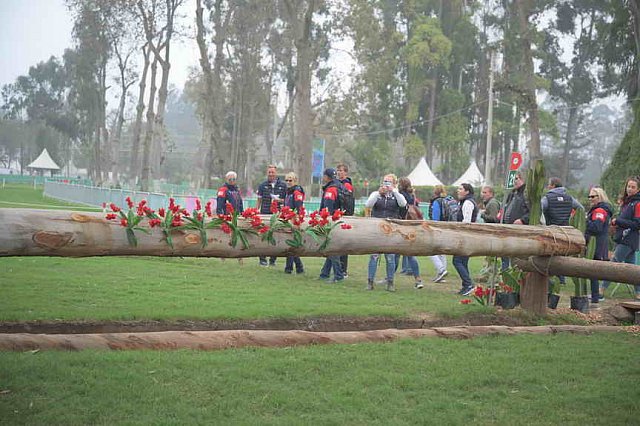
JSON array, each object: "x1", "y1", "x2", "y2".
[{"x1": 584, "y1": 187, "x2": 613, "y2": 303}]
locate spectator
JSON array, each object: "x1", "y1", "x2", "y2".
[
  {"x1": 216, "y1": 171, "x2": 244, "y2": 214},
  {"x1": 395, "y1": 177, "x2": 424, "y2": 289},
  {"x1": 453, "y1": 183, "x2": 479, "y2": 295},
  {"x1": 256, "y1": 164, "x2": 287, "y2": 267},
  {"x1": 283, "y1": 172, "x2": 305, "y2": 275},
  {"x1": 584, "y1": 187, "x2": 613, "y2": 303},
  {"x1": 427, "y1": 184, "x2": 449, "y2": 283},
  {"x1": 318, "y1": 168, "x2": 344, "y2": 283},
  {"x1": 337, "y1": 163, "x2": 354, "y2": 277},
  {"x1": 501, "y1": 171, "x2": 529, "y2": 270},
  {"x1": 541, "y1": 177, "x2": 584, "y2": 226},
  {"x1": 480, "y1": 185, "x2": 500, "y2": 223},
  {"x1": 602, "y1": 176, "x2": 640, "y2": 299},
  {"x1": 364, "y1": 173, "x2": 407, "y2": 291}
]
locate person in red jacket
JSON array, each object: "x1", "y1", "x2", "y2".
[
  {"x1": 585, "y1": 187, "x2": 613, "y2": 303},
  {"x1": 318, "y1": 168, "x2": 344, "y2": 283},
  {"x1": 216, "y1": 171, "x2": 244, "y2": 214},
  {"x1": 283, "y1": 172, "x2": 305, "y2": 274}
]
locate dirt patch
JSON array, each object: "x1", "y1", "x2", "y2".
[{"x1": 0, "y1": 307, "x2": 623, "y2": 335}]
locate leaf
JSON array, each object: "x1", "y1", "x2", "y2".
[{"x1": 125, "y1": 228, "x2": 137, "y2": 247}]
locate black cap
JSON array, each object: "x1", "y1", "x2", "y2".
[{"x1": 323, "y1": 168, "x2": 336, "y2": 179}]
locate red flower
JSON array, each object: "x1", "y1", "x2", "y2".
[
  {"x1": 226, "y1": 202, "x2": 235, "y2": 215},
  {"x1": 310, "y1": 211, "x2": 318, "y2": 220},
  {"x1": 242, "y1": 208, "x2": 259, "y2": 218},
  {"x1": 320, "y1": 208, "x2": 330, "y2": 219},
  {"x1": 308, "y1": 218, "x2": 319, "y2": 227},
  {"x1": 105, "y1": 213, "x2": 117, "y2": 220},
  {"x1": 502, "y1": 285, "x2": 513, "y2": 293},
  {"x1": 110, "y1": 203, "x2": 121, "y2": 213},
  {"x1": 220, "y1": 223, "x2": 232, "y2": 234},
  {"x1": 319, "y1": 218, "x2": 329, "y2": 227},
  {"x1": 332, "y1": 210, "x2": 343, "y2": 221},
  {"x1": 195, "y1": 198, "x2": 202, "y2": 211},
  {"x1": 197, "y1": 212, "x2": 204, "y2": 221},
  {"x1": 169, "y1": 198, "x2": 176, "y2": 210},
  {"x1": 158, "y1": 208, "x2": 166, "y2": 218},
  {"x1": 258, "y1": 226, "x2": 269, "y2": 234},
  {"x1": 270, "y1": 200, "x2": 279, "y2": 214},
  {"x1": 148, "y1": 218, "x2": 162, "y2": 228},
  {"x1": 126, "y1": 196, "x2": 134, "y2": 209},
  {"x1": 460, "y1": 299, "x2": 472, "y2": 305},
  {"x1": 171, "y1": 217, "x2": 183, "y2": 227},
  {"x1": 250, "y1": 216, "x2": 263, "y2": 228},
  {"x1": 205, "y1": 201, "x2": 213, "y2": 217},
  {"x1": 474, "y1": 286, "x2": 484, "y2": 297},
  {"x1": 340, "y1": 223, "x2": 352, "y2": 230},
  {"x1": 120, "y1": 218, "x2": 128, "y2": 227}
]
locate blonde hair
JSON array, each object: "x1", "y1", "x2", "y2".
[
  {"x1": 590, "y1": 187, "x2": 609, "y2": 204},
  {"x1": 285, "y1": 171, "x2": 298, "y2": 182},
  {"x1": 383, "y1": 173, "x2": 398, "y2": 185},
  {"x1": 433, "y1": 184, "x2": 447, "y2": 197}
]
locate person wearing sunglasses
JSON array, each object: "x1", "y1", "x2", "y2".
[
  {"x1": 584, "y1": 187, "x2": 613, "y2": 303},
  {"x1": 216, "y1": 171, "x2": 244, "y2": 214},
  {"x1": 283, "y1": 172, "x2": 305, "y2": 275}
]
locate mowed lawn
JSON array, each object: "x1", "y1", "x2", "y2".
[{"x1": 2, "y1": 184, "x2": 639, "y2": 425}]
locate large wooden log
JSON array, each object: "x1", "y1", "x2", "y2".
[
  {"x1": 515, "y1": 256, "x2": 640, "y2": 285},
  {"x1": 0, "y1": 208, "x2": 585, "y2": 258}
]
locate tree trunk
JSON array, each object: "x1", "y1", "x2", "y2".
[
  {"x1": 514, "y1": 256, "x2": 640, "y2": 285},
  {"x1": 140, "y1": 54, "x2": 158, "y2": 191},
  {"x1": 561, "y1": 106, "x2": 578, "y2": 185},
  {"x1": 129, "y1": 43, "x2": 150, "y2": 186},
  {"x1": 0, "y1": 210, "x2": 585, "y2": 258}
]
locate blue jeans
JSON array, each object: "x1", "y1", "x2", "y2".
[
  {"x1": 453, "y1": 256, "x2": 473, "y2": 288},
  {"x1": 393, "y1": 254, "x2": 413, "y2": 274},
  {"x1": 285, "y1": 256, "x2": 304, "y2": 273},
  {"x1": 602, "y1": 244, "x2": 639, "y2": 294},
  {"x1": 320, "y1": 256, "x2": 344, "y2": 281},
  {"x1": 368, "y1": 254, "x2": 395, "y2": 282}
]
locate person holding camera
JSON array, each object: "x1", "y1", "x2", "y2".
[{"x1": 364, "y1": 174, "x2": 407, "y2": 291}]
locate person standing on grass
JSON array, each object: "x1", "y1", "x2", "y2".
[
  {"x1": 395, "y1": 177, "x2": 424, "y2": 289},
  {"x1": 453, "y1": 183, "x2": 478, "y2": 296},
  {"x1": 480, "y1": 186, "x2": 500, "y2": 223},
  {"x1": 216, "y1": 171, "x2": 244, "y2": 214},
  {"x1": 364, "y1": 173, "x2": 407, "y2": 292},
  {"x1": 427, "y1": 184, "x2": 449, "y2": 283},
  {"x1": 602, "y1": 176, "x2": 640, "y2": 299},
  {"x1": 256, "y1": 164, "x2": 287, "y2": 267},
  {"x1": 501, "y1": 171, "x2": 529, "y2": 270},
  {"x1": 584, "y1": 187, "x2": 613, "y2": 304},
  {"x1": 318, "y1": 168, "x2": 344, "y2": 283},
  {"x1": 337, "y1": 163, "x2": 355, "y2": 278},
  {"x1": 283, "y1": 172, "x2": 305, "y2": 275}
]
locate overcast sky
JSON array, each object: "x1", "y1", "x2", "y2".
[{"x1": 0, "y1": 0, "x2": 200, "y2": 91}]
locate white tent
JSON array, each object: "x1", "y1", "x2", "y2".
[
  {"x1": 27, "y1": 148, "x2": 61, "y2": 175},
  {"x1": 406, "y1": 157, "x2": 443, "y2": 186},
  {"x1": 452, "y1": 160, "x2": 485, "y2": 187}
]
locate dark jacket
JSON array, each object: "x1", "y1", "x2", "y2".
[
  {"x1": 481, "y1": 197, "x2": 501, "y2": 223},
  {"x1": 284, "y1": 185, "x2": 305, "y2": 212},
  {"x1": 613, "y1": 193, "x2": 640, "y2": 251},
  {"x1": 399, "y1": 190, "x2": 417, "y2": 219},
  {"x1": 257, "y1": 178, "x2": 287, "y2": 214},
  {"x1": 457, "y1": 195, "x2": 478, "y2": 223},
  {"x1": 320, "y1": 179, "x2": 341, "y2": 214},
  {"x1": 585, "y1": 202, "x2": 613, "y2": 261},
  {"x1": 216, "y1": 183, "x2": 244, "y2": 214},
  {"x1": 542, "y1": 187, "x2": 583, "y2": 226},
  {"x1": 503, "y1": 185, "x2": 529, "y2": 224}
]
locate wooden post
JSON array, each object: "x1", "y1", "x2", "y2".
[{"x1": 520, "y1": 272, "x2": 548, "y2": 315}]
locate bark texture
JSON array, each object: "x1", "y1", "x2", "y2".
[
  {"x1": 0, "y1": 326, "x2": 621, "y2": 352},
  {"x1": 0, "y1": 209, "x2": 585, "y2": 258},
  {"x1": 514, "y1": 256, "x2": 640, "y2": 285}
]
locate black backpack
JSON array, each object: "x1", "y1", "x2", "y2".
[{"x1": 337, "y1": 183, "x2": 355, "y2": 215}]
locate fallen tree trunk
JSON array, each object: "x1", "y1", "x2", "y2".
[
  {"x1": 515, "y1": 256, "x2": 640, "y2": 285},
  {"x1": 0, "y1": 326, "x2": 622, "y2": 351},
  {"x1": 0, "y1": 209, "x2": 584, "y2": 258}
]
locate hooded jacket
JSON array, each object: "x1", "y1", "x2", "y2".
[
  {"x1": 503, "y1": 184, "x2": 529, "y2": 224},
  {"x1": 542, "y1": 187, "x2": 583, "y2": 226},
  {"x1": 216, "y1": 182, "x2": 244, "y2": 214},
  {"x1": 285, "y1": 184, "x2": 305, "y2": 212},
  {"x1": 585, "y1": 201, "x2": 613, "y2": 261},
  {"x1": 613, "y1": 193, "x2": 640, "y2": 251},
  {"x1": 320, "y1": 179, "x2": 341, "y2": 213}
]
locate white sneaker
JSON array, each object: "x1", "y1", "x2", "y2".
[
  {"x1": 414, "y1": 281, "x2": 424, "y2": 289},
  {"x1": 433, "y1": 270, "x2": 448, "y2": 282}
]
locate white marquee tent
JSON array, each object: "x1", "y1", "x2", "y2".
[
  {"x1": 452, "y1": 160, "x2": 485, "y2": 187},
  {"x1": 27, "y1": 148, "x2": 61, "y2": 176},
  {"x1": 406, "y1": 157, "x2": 443, "y2": 186}
]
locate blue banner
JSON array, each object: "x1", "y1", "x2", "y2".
[{"x1": 311, "y1": 138, "x2": 326, "y2": 178}]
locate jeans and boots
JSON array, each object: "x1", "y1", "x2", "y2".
[
  {"x1": 368, "y1": 254, "x2": 396, "y2": 291},
  {"x1": 319, "y1": 256, "x2": 344, "y2": 282},
  {"x1": 285, "y1": 256, "x2": 304, "y2": 274}
]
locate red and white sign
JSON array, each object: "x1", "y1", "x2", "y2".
[{"x1": 509, "y1": 152, "x2": 523, "y2": 171}]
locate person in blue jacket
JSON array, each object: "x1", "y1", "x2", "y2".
[
  {"x1": 283, "y1": 172, "x2": 305, "y2": 275},
  {"x1": 584, "y1": 187, "x2": 613, "y2": 303},
  {"x1": 216, "y1": 171, "x2": 243, "y2": 214}
]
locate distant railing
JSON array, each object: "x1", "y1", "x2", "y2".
[
  {"x1": 43, "y1": 180, "x2": 432, "y2": 218},
  {"x1": 1, "y1": 174, "x2": 92, "y2": 187}
]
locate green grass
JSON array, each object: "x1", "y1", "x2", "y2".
[{"x1": 0, "y1": 333, "x2": 638, "y2": 425}]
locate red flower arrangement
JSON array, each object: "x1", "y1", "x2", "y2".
[
  {"x1": 304, "y1": 207, "x2": 349, "y2": 251},
  {"x1": 472, "y1": 285, "x2": 496, "y2": 306}
]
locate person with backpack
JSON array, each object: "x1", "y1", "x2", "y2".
[
  {"x1": 364, "y1": 173, "x2": 407, "y2": 291},
  {"x1": 453, "y1": 183, "x2": 479, "y2": 296},
  {"x1": 395, "y1": 177, "x2": 424, "y2": 289},
  {"x1": 318, "y1": 168, "x2": 344, "y2": 283},
  {"x1": 427, "y1": 185, "x2": 450, "y2": 283},
  {"x1": 602, "y1": 176, "x2": 640, "y2": 299},
  {"x1": 337, "y1": 163, "x2": 355, "y2": 277},
  {"x1": 283, "y1": 172, "x2": 305, "y2": 275}
]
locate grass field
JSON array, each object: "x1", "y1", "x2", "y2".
[{"x1": 1, "y1": 184, "x2": 638, "y2": 425}]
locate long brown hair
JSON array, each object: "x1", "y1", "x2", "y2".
[
  {"x1": 398, "y1": 177, "x2": 414, "y2": 194},
  {"x1": 621, "y1": 176, "x2": 640, "y2": 205}
]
